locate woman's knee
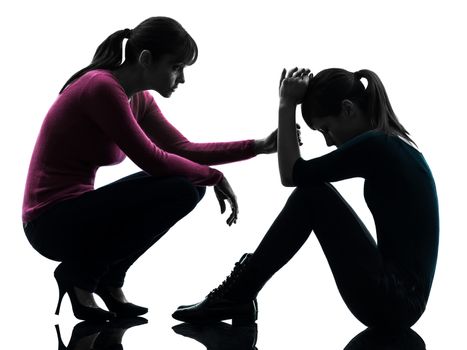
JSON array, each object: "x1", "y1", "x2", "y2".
[
  {"x1": 170, "y1": 177, "x2": 205, "y2": 211},
  {"x1": 196, "y1": 186, "x2": 206, "y2": 200}
]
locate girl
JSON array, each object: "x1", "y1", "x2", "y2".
[
  {"x1": 22, "y1": 17, "x2": 279, "y2": 321},
  {"x1": 173, "y1": 68, "x2": 439, "y2": 328}
]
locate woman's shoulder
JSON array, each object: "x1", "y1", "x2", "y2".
[
  {"x1": 130, "y1": 90, "x2": 162, "y2": 115},
  {"x1": 73, "y1": 69, "x2": 127, "y2": 102},
  {"x1": 78, "y1": 69, "x2": 120, "y2": 88}
]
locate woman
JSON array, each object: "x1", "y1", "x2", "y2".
[
  {"x1": 22, "y1": 17, "x2": 279, "y2": 321},
  {"x1": 173, "y1": 68, "x2": 439, "y2": 328}
]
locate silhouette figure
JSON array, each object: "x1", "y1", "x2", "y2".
[
  {"x1": 55, "y1": 317, "x2": 147, "y2": 350},
  {"x1": 173, "y1": 322, "x2": 258, "y2": 350},
  {"x1": 173, "y1": 68, "x2": 439, "y2": 329},
  {"x1": 22, "y1": 16, "x2": 281, "y2": 320}
]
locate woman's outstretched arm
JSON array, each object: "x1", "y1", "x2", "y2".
[
  {"x1": 137, "y1": 91, "x2": 279, "y2": 164},
  {"x1": 277, "y1": 68, "x2": 310, "y2": 186}
]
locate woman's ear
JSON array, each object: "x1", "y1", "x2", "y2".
[{"x1": 138, "y1": 50, "x2": 153, "y2": 69}]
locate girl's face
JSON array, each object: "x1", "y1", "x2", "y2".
[
  {"x1": 308, "y1": 114, "x2": 346, "y2": 147},
  {"x1": 305, "y1": 101, "x2": 371, "y2": 147},
  {"x1": 145, "y1": 54, "x2": 186, "y2": 97}
]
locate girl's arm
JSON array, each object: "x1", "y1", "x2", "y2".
[
  {"x1": 277, "y1": 68, "x2": 311, "y2": 186},
  {"x1": 278, "y1": 102, "x2": 300, "y2": 186}
]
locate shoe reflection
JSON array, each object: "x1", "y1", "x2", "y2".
[
  {"x1": 345, "y1": 327, "x2": 425, "y2": 350},
  {"x1": 55, "y1": 317, "x2": 148, "y2": 350},
  {"x1": 173, "y1": 322, "x2": 258, "y2": 350}
]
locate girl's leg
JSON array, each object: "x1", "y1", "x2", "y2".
[
  {"x1": 27, "y1": 175, "x2": 204, "y2": 292},
  {"x1": 229, "y1": 183, "x2": 380, "y2": 300},
  {"x1": 174, "y1": 183, "x2": 423, "y2": 326},
  {"x1": 221, "y1": 184, "x2": 417, "y2": 326},
  {"x1": 173, "y1": 182, "x2": 382, "y2": 325}
]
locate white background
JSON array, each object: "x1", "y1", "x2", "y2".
[{"x1": 1, "y1": 0, "x2": 465, "y2": 348}]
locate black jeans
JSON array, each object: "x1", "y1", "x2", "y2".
[
  {"x1": 243, "y1": 183, "x2": 426, "y2": 328},
  {"x1": 24, "y1": 173, "x2": 205, "y2": 291}
]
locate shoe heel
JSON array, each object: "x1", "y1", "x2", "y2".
[
  {"x1": 55, "y1": 282, "x2": 66, "y2": 315},
  {"x1": 232, "y1": 300, "x2": 258, "y2": 326},
  {"x1": 232, "y1": 314, "x2": 257, "y2": 326},
  {"x1": 54, "y1": 324, "x2": 66, "y2": 350}
]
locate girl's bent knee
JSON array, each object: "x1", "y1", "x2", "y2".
[{"x1": 289, "y1": 183, "x2": 336, "y2": 204}]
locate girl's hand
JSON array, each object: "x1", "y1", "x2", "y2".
[
  {"x1": 279, "y1": 67, "x2": 312, "y2": 105},
  {"x1": 213, "y1": 176, "x2": 238, "y2": 226},
  {"x1": 254, "y1": 125, "x2": 302, "y2": 154}
]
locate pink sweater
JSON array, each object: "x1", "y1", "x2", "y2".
[{"x1": 23, "y1": 70, "x2": 255, "y2": 222}]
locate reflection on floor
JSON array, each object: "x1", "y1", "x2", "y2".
[
  {"x1": 54, "y1": 317, "x2": 426, "y2": 349},
  {"x1": 55, "y1": 317, "x2": 148, "y2": 350}
]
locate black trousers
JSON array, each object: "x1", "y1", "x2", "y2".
[
  {"x1": 242, "y1": 183, "x2": 426, "y2": 328},
  {"x1": 24, "y1": 173, "x2": 205, "y2": 291}
]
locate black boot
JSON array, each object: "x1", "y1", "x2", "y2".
[
  {"x1": 172, "y1": 253, "x2": 258, "y2": 325},
  {"x1": 173, "y1": 322, "x2": 258, "y2": 350}
]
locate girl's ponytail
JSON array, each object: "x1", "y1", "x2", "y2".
[
  {"x1": 59, "y1": 28, "x2": 131, "y2": 94},
  {"x1": 355, "y1": 69, "x2": 416, "y2": 146}
]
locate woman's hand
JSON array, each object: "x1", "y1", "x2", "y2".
[
  {"x1": 254, "y1": 125, "x2": 303, "y2": 154},
  {"x1": 279, "y1": 67, "x2": 312, "y2": 105},
  {"x1": 213, "y1": 176, "x2": 238, "y2": 226}
]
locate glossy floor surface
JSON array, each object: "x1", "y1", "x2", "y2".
[
  {"x1": 4, "y1": 237, "x2": 459, "y2": 349},
  {"x1": 20, "y1": 317, "x2": 428, "y2": 350}
]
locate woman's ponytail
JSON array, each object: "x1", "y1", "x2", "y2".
[
  {"x1": 59, "y1": 17, "x2": 198, "y2": 94},
  {"x1": 355, "y1": 69, "x2": 416, "y2": 146},
  {"x1": 59, "y1": 28, "x2": 131, "y2": 94}
]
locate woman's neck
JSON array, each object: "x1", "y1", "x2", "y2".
[{"x1": 111, "y1": 64, "x2": 146, "y2": 98}]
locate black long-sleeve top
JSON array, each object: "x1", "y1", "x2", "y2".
[{"x1": 293, "y1": 130, "x2": 439, "y2": 300}]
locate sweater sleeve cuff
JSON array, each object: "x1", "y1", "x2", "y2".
[
  {"x1": 246, "y1": 139, "x2": 257, "y2": 157},
  {"x1": 211, "y1": 169, "x2": 224, "y2": 185}
]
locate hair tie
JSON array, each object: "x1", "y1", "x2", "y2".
[{"x1": 123, "y1": 28, "x2": 132, "y2": 39}]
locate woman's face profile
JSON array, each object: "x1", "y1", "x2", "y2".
[{"x1": 144, "y1": 54, "x2": 186, "y2": 98}]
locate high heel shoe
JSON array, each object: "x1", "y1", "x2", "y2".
[
  {"x1": 172, "y1": 253, "x2": 258, "y2": 325},
  {"x1": 55, "y1": 322, "x2": 106, "y2": 350},
  {"x1": 54, "y1": 266, "x2": 116, "y2": 321},
  {"x1": 93, "y1": 317, "x2": 148, "y2": 350},
  {"x1": 95, "y1": 286, "x2": 148, "y2": 317}
]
